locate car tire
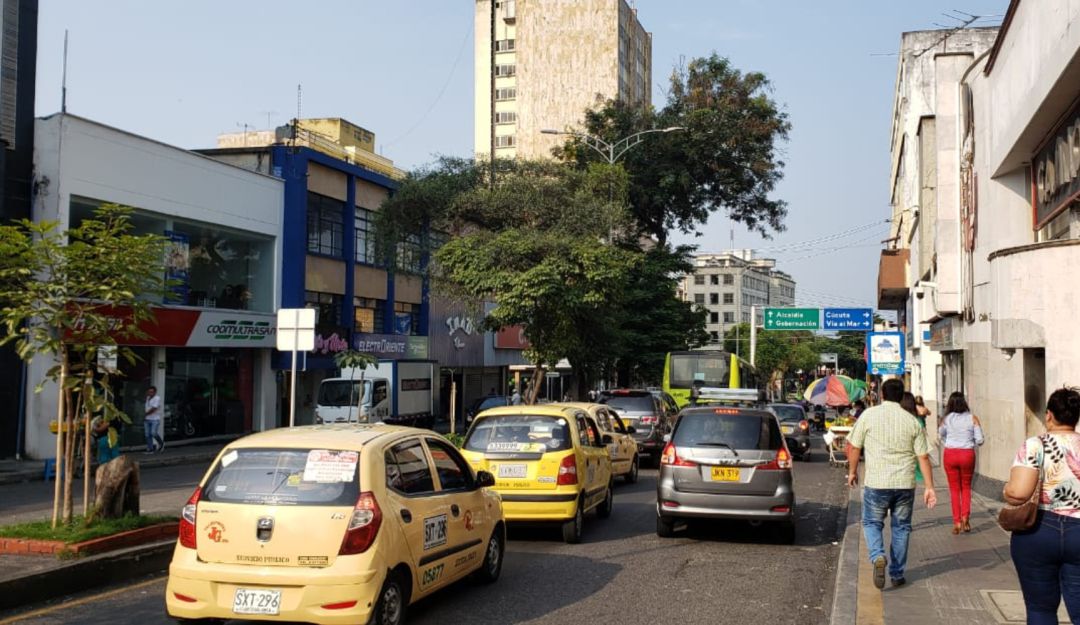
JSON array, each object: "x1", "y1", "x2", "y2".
[
  {"x1": 475, "y1": 526, "x2": 504, "y2": 584},
  {"x1": 369, "y1": 571, "x2": 408, "y2": 625},
  {"x1": 562, "y1": 501, "x2": 584, "y2": 544},
  {"x1": 597, "y1": 483, "x2": 614, "y2": 519},
  {"x1": 777, "y1": 520, "x2": 796, "y2": 545},
  {"x1": 656, "y1": 513, "x2": 675, "y2": 538},
  {"x1": 625, "y1": 456, "x2": 639, "y2": 484}
]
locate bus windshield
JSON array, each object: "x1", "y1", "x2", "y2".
[{"x1": 669, "y1": 353, "x2": 731, "y2": 389}]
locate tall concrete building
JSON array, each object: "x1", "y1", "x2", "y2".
[
  {"x1": 474, "y1": 0, "x2": 651, "y2": 160},
  {"x1": 680, "y1": 251, "x2": 796, "y2": 346}
]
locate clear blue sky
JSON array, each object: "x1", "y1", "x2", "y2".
[{"x1": 36, "y1": 0, "x2": 1007, "y2": 313}]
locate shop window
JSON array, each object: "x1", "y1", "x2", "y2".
[
  {"x1": 307, "y1": 192, "x2": 344, "y2": 257},
  {"x1": 354, "y1": 297, "x2": 386, "y2": 334},
  {"x1": 306, "y1": 291, "x2": 344, "y2": 334},
  {"x1": 355, "y1": 206, "x2": 379, "y2": 265},
  {"x1": 392, "y1": 302, "x2": 421, "y2": 335}
]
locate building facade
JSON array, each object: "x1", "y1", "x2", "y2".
[
  {"x1": 25, "y1": 114, "x2": 284, "y2": 459},
  {"x1": 681, "y1": 251, "x2": 796, "y2": 346},
  {"x1": 473, "y1": 0, "x2": 652, "y2": 160}
]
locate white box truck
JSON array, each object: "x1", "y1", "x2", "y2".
[{"x1": 315, "y1": 360, "x2": 436, "y2": 428}]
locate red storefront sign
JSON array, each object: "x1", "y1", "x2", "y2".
[
  {"x1": 494, "y1": 325, "x2": 530, "y2": 350},
  {"x1": 65, "y1": 305, "x2": 276, "y2": 348}
]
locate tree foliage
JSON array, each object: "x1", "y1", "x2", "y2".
[
  {"x1": 556, "y1": 53, "x2": 791, "y2": 244},
  {"x1": 0, "y1": 205, "x2": 166, "y2": 526}
]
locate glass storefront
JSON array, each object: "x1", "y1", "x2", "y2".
[
  {"x1": 112, "y1": 347, "x2": 155, "y2": 448},
  {"x1": 165, "y1": 348, "x2": 253, "y2": 440}
]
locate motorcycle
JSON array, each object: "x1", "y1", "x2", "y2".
[{"x1": 812, "y1": 405, "x2": 827, "y2": 432}]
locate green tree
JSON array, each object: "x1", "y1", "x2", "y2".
[
  {"x1": 0, "y1": 205, "x2": 166, "y2": 527},
  {"x1": 557, "y1": 53, "x2": 791, "y2": 244}
]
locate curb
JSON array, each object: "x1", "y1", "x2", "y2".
[
  {"x1": 0, "y1": 539, "x2": 174, "y2": 612},
  {"x1": 829, "y1": 485, "x2": 861, "y2": 625}
]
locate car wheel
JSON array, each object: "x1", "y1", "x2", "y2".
[
  {"x1": 562, "y1": 502, "x2": 584, "y2": 544},
  {"x1": 597, "y1": 483, "x2": 613, "y2": 519},
  {"x1": 369, "y1": 572, "x2": 408, "y2": 625},
  {"x1": 656, "y1": 513, "x2": 675, "y2": 538},
  {"x1": 183, "y1": 421, "x2": 196, "y2": 437},
  {"x1": 625, "y1": 456, "x2": 639, "y2": 484},
  {"x1": 777, "y1": 520, "x2": 796, "y2": 545},
  {"x1": 474, "y1": 527, "x2": 504, "y2": 583}
]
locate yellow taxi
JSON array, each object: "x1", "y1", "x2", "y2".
[
  {"x1": 459, "y1": 405, "x2": 613, "y2": 543},
  {"x1": 556, "y1": 402, "x2": 639, "y2": 484},
  {"x1": 165, "y1": 424, "x2": 504, "y2": 625}
]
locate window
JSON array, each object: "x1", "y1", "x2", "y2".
[
  {"x1": 392, "y1": 302, "x2": 421, "y2": 335},
  {"x1": 723, "y1": 312, "x2": 735, "y2": 323},
  {"x1": 710, "y1": 331, "x2": 720, "y2": 342},
  {"x1": 386, "y1": 440, "x2": 435, "y2": 495},
  {"x1": 576, "y1": 416, "x2": 599, "y2": 447},
  {"x1": 305, "y1": 291, "x2": 343, "y2": 330},
  {"x1": 710, "y1": 311, "x2": 719, "y2": 324},
  {"x1": 202, "y1": 448, "x2": 358, "y2": 507},
  {"x1": 396, "y1": 232, "x2": 422, "y2": 273},
  {"x1": 426, "y1": 439, "x2": 472, "y2": 491},
  {"x1": 709, "y1": 293, "x2": 719, "y2": 305},
  {"x1": 494, "y1": 135, "x2": 516, "y2": 148},
  {"x1": 694, "y1": 293, "x2": 705, "y2": 305},
  {"x1": 494, "y1": 38, "x2": 515, "y2": 52},
  {"x1": 494, "y1": 64, "x2": 516, "y2": 77},
  {"x1": 355, "y1": 207, "x2": 377, "y2": 265},
  {"x1": 710, "y1": 275, "x2": 719, "y2": 285},
  {"x1": 723, "y1": 293, "x2": 734, "y2": 305},
  {"x1": 306, "y1": 193, "x2": 344, "y2": 257},
  {"x1": 354, "y1": 297, "x2": 386, "y2": 333},
  {"x1": 742, "y1": 312, "x2": 750, "y2": 323},
  {"x1": 723, "y1": 274, "x2": 734, "y2": 285},
  {"x1": 693, "y1": 275, "x2": 705, "y2": 285},
  {"x1": 495, "y1": 87, "x2": 516, "y2": 101},
  {"x1": 495, "y1": 111, "x2": 517, "y2": 124}
]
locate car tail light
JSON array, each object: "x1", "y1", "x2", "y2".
[
  {"x1": 322, "y1": 600, "x2": 358, "y2": 610},
  {"x1": 173, "y1": 593, "x2": 198, "y2": 603},
  {"x1": 557, "y1": 454, "x2": 578, "y2": 485},
  {"x1": 339, "y1": 492, "x2": 382, "y2": 555},
  {"x1": 799, "y1": 420, "x2": 809, "y2": 431},
  {"x1": 759, "y1": 447, "x2": 792, "y2": 471},
  {"x1": 640, "y1": 416, "x2": 658, "y2": 425},
  {"x1": 771, "y1": 506, "x2": 791, "y2": 513},
  {"x1": 179, "y1": 487, "x2": 201, "y2": 549},
  {"x1": 660, "y1": 442, "x2": 696, "y2": 467}
]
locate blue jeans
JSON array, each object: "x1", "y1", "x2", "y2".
[
  {"x1": 1011, "y1": 511, "x2": 1080, "y2": 625},
  {"x1": 144, "y1": 419, "x2": 163, "y2": 451},
  {"x1": 862, "y1": 487, "x2": 915, "y2": 580}
]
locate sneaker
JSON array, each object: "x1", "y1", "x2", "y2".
[
  {"x1": 873, "y1": 556, "x2": 887, "y2": 589},
  {"x1": 891, "y1": 577, "x2": 906, "y2": 587}
]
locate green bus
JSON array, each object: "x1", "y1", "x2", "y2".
[{"x1": 662, "y1": 350, "x2": 760, "y2": 409}]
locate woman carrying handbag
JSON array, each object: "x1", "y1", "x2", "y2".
[{"x1": 1003, "y1": 387, "x2": 1080, "y2": 625}]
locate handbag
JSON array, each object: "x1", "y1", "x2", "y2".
[{"x1": 997, "y1": 436, "x2": 1046, "y2": 532}]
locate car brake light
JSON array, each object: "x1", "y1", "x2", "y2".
[
  {"x1": 799, "y1": 420, "x2": 809, "y2": 431},
  {"x1": 660, "y1": 442, "x2": 696, "y2": 467},
  {"x1": 640, "y1": 416, "x2": 658, "y2": 425},
  {"x1": 322, "y1": 600, "x2": 359, "y2": 610},
  {"x1": 339, "y1": 492, "x2": 382, "y2": 555},
  {"x1": 557, "y1": 455, "x2": 578, "y2": 485},
  {"x1": 179, "y1": 487, "x2": 200, "y2": 549},
  {"x1": 713, "y1": 408, "x2": 739, "y2": 415},
  {"x1": 759, "y1": 447, "x2": 792, "y2": 471},
  {"x1": 771, "y1": 506, "x2": 791, "y2": 513}
]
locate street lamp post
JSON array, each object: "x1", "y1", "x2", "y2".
[{"x1": 540, "y1": 127, "x2": 684, "y2": 164}]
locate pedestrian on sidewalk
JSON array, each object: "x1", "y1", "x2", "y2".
[
  {"x1": 938, "y1": 391, "x2": 983, "y2": 534},
  {"x1": 846, "y1": 378, "x2": 937, "y2": 590},
  {"x1": 144, "y1": 385, "x2": 164, "y2": 454},
  {"x1": 901, "y1": 392, "x2": 927, "y2": 484},
  {"x1": 1004, "y1": 387, "x2": 1080, "y2": 625}
]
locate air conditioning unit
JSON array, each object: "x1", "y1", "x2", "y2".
[{"x1": 503, "y1": 0, "x2": 516, "y2": 22}]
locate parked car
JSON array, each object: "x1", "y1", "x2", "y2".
[
  {"x1": 166, "y1": 424, "x2": 504, "y2": 625},
  {"x1": 769, "y1": 403, "x2": 812, "y2": 460},
  {"x1": 557, "y1": 402, "x2": 640, "y2": 484},
  {"x1": 599, "y1": 389, "x2": 674, "y2": 465},
  {"x1": 656, "y1": 405, "x2": 796, "y2": 543},
  {"x1": 459, "y1": 405, "x2": 614, "y2": 543}
]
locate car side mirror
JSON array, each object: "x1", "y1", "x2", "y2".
[
  {"x1": 662, "y1": 433, "x2": 671, "y2": 443},
  {"x1": 601, "y1": 434, "x2": 613, "y2": 445},
  {"x1": 626, "y1": 426, "x2": 636, "y2": 434},
  {"x1": 476, "y1": 470, "x2": 496, "y2": 488}
]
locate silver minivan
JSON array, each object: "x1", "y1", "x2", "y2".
[{"x1": 656, "y1": 406, "x2": 796, "y2": 542}]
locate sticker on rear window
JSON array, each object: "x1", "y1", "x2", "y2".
[
  {"x1": 302, "y1": 450, "x2": 359, "y2": 483},
  {"x1": 221, "y1": 450, "x2": 239, "y2": 467},
  {"x1": 486, "y1": 442, "x2": 545, "y2": 453},
  {"x1": 424, "y1": 514, "x2": 448, "y2": 551}
]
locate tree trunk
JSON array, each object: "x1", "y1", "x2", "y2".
[
  {"x1": 526, "y1": 365, "x2": 544, "y2": 404},
  {"x1": 82, "y1": 379, "x2": 93, "y2": 517},
  {"x1": 51, "y1": 357, "x2": 67, "y2": 529},
  {"x1": 62, "y1": 388, "x2": 78, "y2": 524},
  {"x1": 89, "y1": 455, "x2": 140, "y2": 521}
]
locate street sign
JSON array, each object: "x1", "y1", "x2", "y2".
[
  {"x1": 867, "y1": 332, "x2": 905, "y2": 375},
  {"x1": 277, "y1": 308, "x2": 316, "y2": 427},
  {"x1": 819, "y1": 352, "x2": 838, "y2": 364},
  {"x1": 764, "y1": 307, "x2": 820, "y2": 330},
  {"x1": 823, "y1": 308, "x2": 874, "y2": 331}
]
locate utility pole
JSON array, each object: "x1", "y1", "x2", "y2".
[
  {"x1": 749, "y1": 305, "x2": 757, "y2": 368},
  {"x1": 489, "y1": 0, "x2": 496, "y2": 187}
]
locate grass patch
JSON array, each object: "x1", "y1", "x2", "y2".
[{"x1": 0, "y1": 514, "x2": 178, "y2": 544}]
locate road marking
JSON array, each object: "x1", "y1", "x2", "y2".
[
  {"x1": 0, "y1": 576, "x2": 165, "y2": 624},
  {"x1": 856, "y1": 533, "x2": 884, "y2": 624}
]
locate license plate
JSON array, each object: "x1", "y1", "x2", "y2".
[
  {"x1": 709, "y1": 467, "x2": 740, "y2": 482},
  {"x1": 233, "y1": 588, "x2": 281, "y2": 615},
  {"x1": 497, "y1": 464, "x2": 527, "y2": 478},
  {"x1": 781, "y1": 425, "x2": 794, "y2": 434}
]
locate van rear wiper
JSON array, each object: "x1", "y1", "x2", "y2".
[{"x1": 693, "y1": 442, "x2": 739, "y2": 456}]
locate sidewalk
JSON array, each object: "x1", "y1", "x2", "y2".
[{"x1": 832, "y1": 465, "x2": 1071, "y2": 624}]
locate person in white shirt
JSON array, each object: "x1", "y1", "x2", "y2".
[{"x1": 144, "y1": 385, "x2": 164, "y2": 453}]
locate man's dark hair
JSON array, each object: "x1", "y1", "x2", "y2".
[
  {"x1": 881, "y1": 379, "x2": 905, "y2": 403},
  {"x1": 945, "y1": 392, "x2": 969, "y2": 415},
  {"x1": 148, "y1": 385, "x2": 157, "y2": 392},
  {"x1": 1047, "y1": 387, "x2": 1080, "y2": 427}
]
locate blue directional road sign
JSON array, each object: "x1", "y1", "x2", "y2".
[{"x1": 823, "y1": 308, "x2": 874, "y2": 331}]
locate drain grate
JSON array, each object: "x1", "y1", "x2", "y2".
[{"x1": 979, "y1": 590, "x2": 1070, "y2": 624}]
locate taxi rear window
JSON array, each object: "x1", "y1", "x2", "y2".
[
  {"x1": 202, "y1": 448, "x2": 360, "y2": 506},
  {"x1": 464, "y1": 415, "x2": 572, "y2": 453}
]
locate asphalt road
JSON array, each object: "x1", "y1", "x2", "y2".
[{"x1": 1, "y1": 441, "x2": 849, "y2": 625}]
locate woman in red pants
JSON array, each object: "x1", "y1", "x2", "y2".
[{"x1": 937, "y1": 392, "x2": 984, "y2": 533}]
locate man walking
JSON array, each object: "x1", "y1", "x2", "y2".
[
  {"x1": 847, "y1": 378, "x2": 937, "y2": 589},
  {"x1": 144, "y1": 385, "x2": 164, "y2": 454}
]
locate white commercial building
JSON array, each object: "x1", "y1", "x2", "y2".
[{"x1": 23, "y1": 114, "x2": 284, "y2": 459}]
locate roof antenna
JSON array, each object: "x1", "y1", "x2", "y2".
[{"x1": 61, "y1": 30, "x2": 69, "y2": 113}]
